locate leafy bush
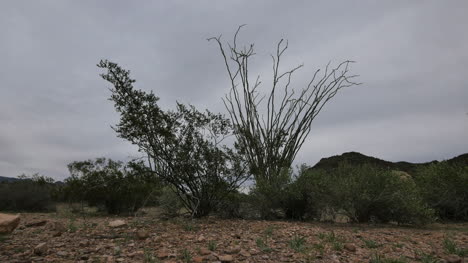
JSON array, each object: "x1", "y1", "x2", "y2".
[
  {"x1": 98, "y1": 60, "x2": 249, "y2": 217},
  {"x1": 158, "y1": 186, "x2": 183, "y2": 218},
  {"x1": 291, "y1": 162, "x2": 434, "y2": 224},
  {"x1": 63, "y1": 158, "x2": 160, "y2": 215},
  {"x1": 0, "y1": 174, "x2": 57, "y2": 212},
  {"x1": 415, "y1": 162, "x2": 468, "y2": 220}
]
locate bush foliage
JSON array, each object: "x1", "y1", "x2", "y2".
[
  {"x1": 415, "y1": 162, "x2": 468, "y2": 220},
  {"x1": 0, "y1": 174, "x2": 58, "y2": 212},
  {"x1": 63, "y1": 158, "x2": 160, "y2": 215},
  {"x1": 284, "y1": 163, "x2": 434, "y2": 224}
]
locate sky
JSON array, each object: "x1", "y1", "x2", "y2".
[{"x1": 1, "y1": 1, "x2": 467, "y2": 181}]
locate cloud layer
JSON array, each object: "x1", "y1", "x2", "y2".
[{"x1": 1, "y1": 1, "x2": 467, "y2": 180}]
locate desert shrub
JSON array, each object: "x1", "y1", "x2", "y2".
[
  {"x1": 63, "y1": 158, "x2": 160, "y2": 215},
  {"x1": 249, "y1": 167, "x2": 292, "y2": 219},
  {"x1": 0, "y1": 174, "x2": 57, "y2": 212},
  {"x1": 415, "y1": 162, "x2": 468, "y2": 220},
  {"x1": 294, "y1": 162, "x2": 434, "y2": 224},
  {"x1": 215, "y1": 191, "x2": 259, "y2": 219},
  {"x1": 158, "y1": 186, "x2": 183, "y2": 218},
  {"x1": 98, "y1": 60, "x2": 249, "y2": 217}
]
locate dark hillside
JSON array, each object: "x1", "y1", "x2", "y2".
[{"x1": 311, "y1": 151, "x2": 465, "y2": 174}]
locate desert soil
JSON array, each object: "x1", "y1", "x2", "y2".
[{"x1": 0, "y1": 212, "x2": 467, "y2": 263}]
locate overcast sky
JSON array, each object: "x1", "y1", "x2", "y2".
[{"x1": 1, "y1": 1, "x2": 467, "y2": 180}]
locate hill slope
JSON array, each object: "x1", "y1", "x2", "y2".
[{"x1": 311, "y1": 152, "x2": 467, "y2": 174}]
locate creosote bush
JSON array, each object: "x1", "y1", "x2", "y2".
[
  {"x1": 63, "y1": 158, "x2": 160, "y2": 215},
  {"x1": 415, "y1": 162, "x2": 468, "y2": 221},
  {"x1": 98, "y1": 60, "x2": 248, "y2": 217},
  {"x1": 287, "y1": 162, "x2": 434, "y2": 224},
  {"x1": 0, "y1": 174, "x2": 58, "y2": 212}
]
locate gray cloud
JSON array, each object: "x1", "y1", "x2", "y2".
[{"x1": 1, "y1": 0, "x2": 467, "y2": 180}]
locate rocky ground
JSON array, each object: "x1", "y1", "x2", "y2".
[{"x1": 0, "y1": 212, "x2": 467, "y2": 263}]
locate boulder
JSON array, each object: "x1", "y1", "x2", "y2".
[
  {"x1": 108, "y1": 220, "x2": 127, "y2": 228},
  {"x1": 34, "y1": 242, "x2": 48, "y2": 255},
  {"x1": 0, "y1": 213, "x2": 20, "y2": 234},
  {"x1": 136, "y1": 230, "x2": 150, "y2": 240}
]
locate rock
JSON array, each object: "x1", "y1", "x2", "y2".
[
  {"x1": 157, "y1": 251, "x2": 169, "y2": 259},
  {"x1": 193, "y1": 256, "x2": 204, "y2": 262},
  {"x1": 226, "y1": 246, "x2": 241, "y2": 254},
  {"x1": 0, "y1": 213, "x2": 20, "y2": 234},
  {"x1": 56, "y1": 251, "x2": 68, "y2": 257},
  {"x1": 50, "y1": 221, "x2": 67, "y2": 232},
  {"x1": 79, "y1": 240, "x2": 90, "y2": 247},
  {"x1": 239, "y1": 249, "x2": 251, "y2": 257},
  {"x1": 382, "y1": 247, "x2": 392, "y2": 253},
  {"x1": 200, "y1": 248, "x2": 211, "y2": 255},
  {"x1": 344, "y1": 243, "x2": 356, "y2": 252},
  {"x1": 136, "y1": 230, "x2": 149, "y2": 240},
  {"x1": 105, "y1": 256, "x2": 115, "y2": 263},
  {"x1": 26, "y1": 220, "x2": 47, "y2": 227},
  {"x1": 33, "y1": 242, "x2": 48, "y2": 256},
  {"x1": 218, "y1": 255, "x2": 233, "y2": 262},
  {"x1": 445, "y1": 255, "x2": 461, "y2": 263},
  {"x1": 108, "y1": 220, "x2": 127, "y2": 228}
]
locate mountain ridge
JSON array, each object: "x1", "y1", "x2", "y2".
[{"x1": 311, "y1": 151, "x2": 468, "y2": 173}]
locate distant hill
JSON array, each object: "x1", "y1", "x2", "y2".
[
  {"x1": 311, "y1": 152, "x2": 467, "y2": 174},
  {"x1": 0, "y1": 176, "x2": 21, "y2": 182}
]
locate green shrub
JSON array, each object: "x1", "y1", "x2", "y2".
[
  {"x1": 0, "y1": 174, "x2": 57, "y2": 212},
  {"x1": 63, "y1": 158, "x2": 160, "y2": 215},
  {"x1": 415, "y1": 162, "x2": 468, "y2": 220},
  {"x1": 250, "y1": 167, "x2": 292, "y2": 219},
  {"x1": 294, "y1": 162, "x2": 434, "y2": 224},
  {"x1": 158, "y1": 186, "x2": 183, "y2": 218}
]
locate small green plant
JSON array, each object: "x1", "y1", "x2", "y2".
[
  {"x1": 312, "y1": 242, "x2": 325, "y2": 257},
  {"x1": 370, "y1": 253, "x2": 408, "y2": 263},
  {"x1": 183, "y1": 223, "x2": 199, "y2": 232},
  {"x1": 363, "y1": 238, "x2": 381, "y2": 249},
  {"x1": 323, "y1": 231, "x2": 340, "y2": 243},
  {"x1": 443, "y1": 236, "x2": 468, "y2": 257},
  {"x1": 143, "y1": 249, "x2": 159, "y2": 263},
  {"x1": 0, "y1": 234, "x2": 10, "y2": 243},
  {"x1": 180, "y1": 249, "x2": 192, "y2": 263},
  {"x1": 317, "y1": 232, "x2": 326, "y2": 240},
  {"x1": 317, "y1": 231, "x2": 344, "y2": 251},
  {"x1": 208, "y1": 240, "x2": 217, "y2": 251},
  {"x1": 332, "y1": 240, "x2": 344, "y2": 251},
  {"x1": 68, "y1": 218, "x2": 78, "y2": 233},
  {"x1": 289, "y1": 235, "x2": 306, "y2": 253},
  {"x1": 264, "y1": 225, "x2": 275, "y2": 237},
  {"x1": 123, "y1": 232, "x2": 134, "y2": 243},
  {"x1": 393, "y1": 243, "x2": 404, "y2": 249},
  {"x1": 417, "y1": 252, "x2": 438, "y2": 263},
  {"x1": 256, "y1": 237, "x2": 272, "y2": 252}
]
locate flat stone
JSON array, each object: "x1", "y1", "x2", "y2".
[
  {"x1": 344, "y1": 243, "x2": 356, "y2": 252},
  {"x1": 445, "y1": 255, "x2": 461, "y2": 263},
  {"x1": 200, "y1": 248, "x2": 211, "y2": 255},
  {"x1": 108, "y1": 220, "x2": 127, "y2": 228},
  {"x1": 218, "y1": 255, "x2": 233, "y2": 262},
  {"x1": 26, "y1": 220, "x2": 47, "y2": 227},
  {"x1": 0, "y1": 213, "x2": 20, "y2": 234}
]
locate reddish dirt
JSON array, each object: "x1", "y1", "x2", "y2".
[{"x1": 1, "y1": 213, "x2": 467, "y2": 263}]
